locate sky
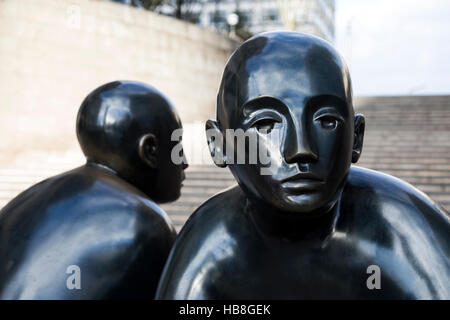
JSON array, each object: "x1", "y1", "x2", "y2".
[{"x1": 335, "y1": 0, "x2": 450, "y2": 96}]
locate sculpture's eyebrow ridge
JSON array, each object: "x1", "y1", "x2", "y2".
[
  {"x1": 306, "y1": 94, "x2": 349, "y2": 115},
  {"x1": 242, "y1": 96, "x2": 288, "y2": 117}
]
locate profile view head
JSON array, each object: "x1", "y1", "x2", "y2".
[
  {"x1": 77, "y1": 81, "x2": 188, "y2": 203},
  {"x1": 206, "y1": 31, "x2": 365, "y2": 214}
]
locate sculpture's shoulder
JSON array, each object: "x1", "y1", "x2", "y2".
[
  {"x1": 342, "y1": 166, "x2": 450, "y2": 247},
  {"x1": 82, "y1": 167, "x2": 176, "y2": 235},
  {"x1": 169, "y1": 183, "x2": 247, "y2": 254},
  {"x1": 156, "y1": 185, "x2": 251, "y2": 299},
  {"x1": 345, "y1": 166, "x2": 448, "y2": 217},
  {"x1": 0, "y1": 165, "x2": 176, "y2": 299},
  {"x1": 338, "y1": 167, "x2": 450, "y2": 299},
  {"x1": 180, "y1": 184, "x2": 245, "y2": 234},
  {"x1": 0, "y1": 165, "x2": 174, "y2": 237}
]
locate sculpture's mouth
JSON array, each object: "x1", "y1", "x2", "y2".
[{"x1": 281, "y1": 173, "x2": 324, "y2": 193}]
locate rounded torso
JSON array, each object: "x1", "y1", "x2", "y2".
[
  {"x1": 0, "y1": 165, "x2": 176, "y2": 299},
  {"x1": 156, "y1": 167, "x2": 450, "y2": 300}
]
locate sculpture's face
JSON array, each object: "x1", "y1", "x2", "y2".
[
  {"x1": 133, "y1": 94, "x2": 187, "y2": 203},
  {"x1": 150, "y1": 114, "x2": 187, "y2": 203},
  {"x1": 217, "y1": 32, "x2": 359, "y2": 214}
]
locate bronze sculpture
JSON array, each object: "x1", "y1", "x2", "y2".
[
  {"x1": 156, "y1": 32, "x2": 450, "y2": 299},
  {"x1": 0, "y1": 81, "x2": 187, "y2": 299}
]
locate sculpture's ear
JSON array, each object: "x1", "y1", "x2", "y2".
[
  {"x1": 352, "y1": 114, "x2": 365, "y2": 163},
  {"x1": 205, "y1": 120, "x2": 227, "y2": 168},
  {"x1": 138, "y1": 133, "x2": 158, "y2": 169}
]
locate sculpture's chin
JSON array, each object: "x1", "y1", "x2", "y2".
[{"x1": 264, "y1": 191, "x2": 337, "y2": 215}]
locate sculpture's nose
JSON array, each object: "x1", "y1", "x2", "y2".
[{"x1": 284, "y1": 121, "x2": 318, "y2": 164}]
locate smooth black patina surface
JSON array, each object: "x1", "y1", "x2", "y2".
[
  {"x1": 156, "y1": 32, "x2": 450, "y2": 299},
  {"x1": 0, "y1": 81, "x2": 187, "y2": 299}
]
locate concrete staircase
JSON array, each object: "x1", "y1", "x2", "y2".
[{"x1": 355, "y1": 96, "x2": 450, "y2": 211}]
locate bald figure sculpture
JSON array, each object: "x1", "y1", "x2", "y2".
[
  {"x1": 156, "y1": 32, "x2": 450, "y2": 300},
  {"x1": 0, "y1": 81, "x2": 188, "y2": 299}
]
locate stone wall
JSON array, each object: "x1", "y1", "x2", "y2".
[{"x1": 0, "y1": 0, "x2": 237, "y2": 165}]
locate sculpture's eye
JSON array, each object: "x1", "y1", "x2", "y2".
[
  {"x1": 313, "y1": 107, "x2": 344, "y2": 131},
  {"x1": 319, "y1": 116, "x2": 338, "y2": 130},
  {"x1": 253, "y1": 119, "x2": 277, "y2": 134}
]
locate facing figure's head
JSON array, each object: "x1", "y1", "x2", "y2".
[
  {"x1": 206, "y1": 32, "x2": 365, "y2": 215},
  {"x1": 77, "y1": 81, "x2": 188, "y2": 203}
]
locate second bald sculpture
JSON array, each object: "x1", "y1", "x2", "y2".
[
  {"x1": 0, "y1": 81, "x2": 187, "y2": 299},
  {"x1": 156, "y1": 32, "x2": 450, "y2": 299}
]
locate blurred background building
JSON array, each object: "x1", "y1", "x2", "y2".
[
  {"x1": 110, "y1": 0, "x2": 335, "y2": 41},
  {"x1": 0, "y1": 0, "x2": 449, "y2": 232},
  {"x1": 193, "y1": 0, "x2": 335, "y2": 42}
]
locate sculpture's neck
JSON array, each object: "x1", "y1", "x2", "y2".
[
  {"x1": 86, "y1": 161, "x2": 118, "y2": 176},
  {"x1": 246, "y1": 194, "x2": 341, "y2": 243}
]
